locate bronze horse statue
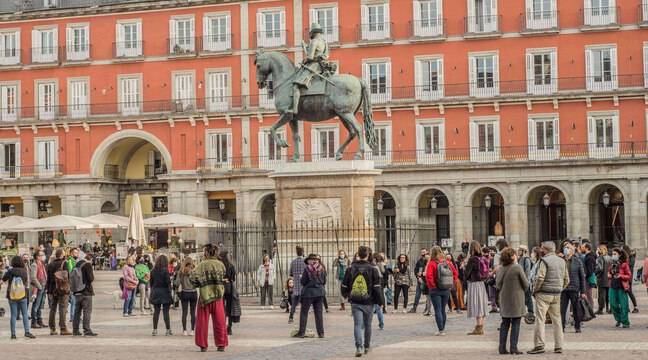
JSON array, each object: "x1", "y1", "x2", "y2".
[{"x1": 254, "y1": 50, "x2": 377, "y2": 161}]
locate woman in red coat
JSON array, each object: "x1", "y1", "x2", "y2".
[
  {"x1": 608, "y1": 247, "x2": 631, "y2": 328},
  {"x1": 425, "y1": 246, "x2": 458, "y2": 335}
]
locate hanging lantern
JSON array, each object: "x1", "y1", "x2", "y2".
[
  {"x1": 430, "y1": 196, "x2": 438, "y2": 209},
  {"x1": 484, "y1": 194, "x2": 492, "y2": 209},
  {"x1": 602, "y1": 191, "x2": 610, "y2": 207},
  {"x1": 542, "y1": 193, "x2": 551, "y2": 208}
]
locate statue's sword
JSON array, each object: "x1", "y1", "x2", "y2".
[{"x1": 298, "y1": 62, "x2": 338, "y2": 87}]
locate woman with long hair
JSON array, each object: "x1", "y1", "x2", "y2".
[
  {"x1": 392, "y1": 254, "x2": 412, "y2": 313},
  {"x1": 175, "y1": 257, "x2": 197, "y2": 336},
  {"x1": 333, "y1": 249, "x2": 351, "y2": 311},
  {"x1": 2, "y1": 256, "x2": 36, "y2": 340},
  {"x1": 256, "y1": 254, "x2": 275, "y2": 310},
  {"x1": 621, "y1": 245, "x2": 638, "y2": 313},
  {"x1": 219, "y1": 250, "x2": 237, "y2": 335},
  {"x1": 425, "y1": 246, "x2": 458, "y2": 336},
  {"x1": 150, "y1": 254, "x2": 173, "y2": 336},
  {"x1": 465, "y1": 241, "x2": 489, "y2": 335},
  {"x1": 293, "y1": 253, "x2": 327, "y2": 338},
  {"x1": 446, "y1": 252, "x2": 464, "y2": 314},
  {"x1": 122, "y1": 256, "x2": 138, "y2": 317},
  {"x1": 609, "y1": 247, "x2": 631, "y2": 328}
]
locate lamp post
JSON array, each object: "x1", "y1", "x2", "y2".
[
  {"x1": 376, "y1": 197, "x2": 384, "y2": 253},
  {"x1": 602, "y1": 191, "x2": 610, "y2": 208},
  {"x1": 484, "y1": 194, "x2": 492, "y2": 209},
  {"x1": 429, "y1": 196, "x2": 438, "y2": 209},
  {"x1": 218, "y1": 199, "x2": 226, "y2": 220},
  {"x1": 8, "y1": 204, "x2": 15, "y2": 215}
]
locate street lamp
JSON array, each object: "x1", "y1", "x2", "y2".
[
  {"x1": 45, "y1": 202, "x2": 52, "y2": 215},
  {"x1": 602, "y1": 191, "x2": 610, "y2": 208},
  {"x1": 429, "y1": 196, "x2": 438, "y2": 209},
  {"x1": 376, "y1": 198, "x2": 384, "y2": 211},
  {"x1": 484, "y1": 194, "x2": 492, "y2": 209},
  {"x1": 8, "y1": 204, "x2": 15, "y2": 215},
  {"x1": 542, "y1": 193, "x2": 551, "y2": 208},
  {"x1": 218, "y1": 199, "x2": 226, "y2": 219}
]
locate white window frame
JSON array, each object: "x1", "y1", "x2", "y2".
[
  {"x1": 363, "y1": 59, "x2": 391, "y2": 104},
  {"x1": 526, "y1": 48, "x2": 557, "y2": 95},
  {"x1": 587, "y1": 111, "x2": 619, "y2": 158},
  {"x1": 415, "y1": 56, "x2": 444, "y2": 100},
  {"x1": 35, "y1": 137, "x2": 57, "y2": 178},
  {"x1": 67, "y1": 77, "x2": 89, "y2": 119},
  {"x1": 586, "y1": 45, "x2": 617, "y2": 92},
  {"x1": 467, "y1": 0, "x2": 498, "y2": 33},
  {"x1": 469, "y1": 52, "x2": 499, "y2": 97},
  {"x1": 584, "y1": 0, "x2": 617, "y2": 26},
  {"x1": 413, "y1": 0, "x2": 443, "y2": 37},
  {"x1": 469, "y1": 116, "x2": 500, "y2": 162},
  {"x1": 31, "y1": 26, "x2": 58, "y2": 63},
  {"x1": 361, "y1": 2, "x2": 390, "y2": 41},
  {"x1": 0, "y1": 81, "x2": 20, "y2": 122},
  {"x1": 643, "y1": 42, "x2": 648, "y2": 88},
  {"x1": 0, "y1": 29, "x2": 20, "y2": 66},
  {"x1": 35, "y1": 79, "x2": 57, "y2": 121},
  {"x1": 203, "y1": 12, "x2": 231, "y2": 52},
  {"x1": 205, "y1": 68, "x2": 231, "y2": 112},
  {"x1": 172, "y1": 71, "x2": 195, "y2": 112},
  {"x1": 528, "y1": 114, "x2": 559, "y2": 161},
  {"x1": 258, "y1": 127, "x2": 287, "y2": 169},
  {"x1": 0, "y1": 139, "x2": 20, "y2": 179},
  {"x1": 311, "y1": 125, "x2": 339, "y2": 161},
  {"x1": 116, "y1": 20, "x2": 142, "y2": 58},
  {"x1": 206, "y1": 129, "x2": 233, "y2": 169},
  {"x1": 525, "y1": 0, "x2": 557, "y2": 30},
  {"x1": 310, "y1": 4, "x2": 339, "y2": 43},
  {"x1": 256, "y1": 8, "x2": 286, "y2": 48},
  {"x1": 643, "y1": 0, "x2": 648, "y2": 23},
  {"x1": 118, "y1": 74, "x2": 142, "y2": 116},
  {"x1": 366, "y1": 122, "x2": 392, "y2": 166},
  {"x1": 416, "y1": 119, "x2": 445, "y2": 164},
  {"x1": 65, "y1": 23, "x2": 89, "y2": 61},
  {"x1": 169, "y1": 16, "x2": 195, "y2": 54},
  {"x1": 259, "y1": 74, "x2": 275, "y2": 109}
]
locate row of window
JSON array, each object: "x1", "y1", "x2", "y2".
[
  {"x1": 0, "y1": 111, "x2": 626, "y2": 178},
  {"x1": 1, "y1": 0, "x2": 641, "y2": 66}
]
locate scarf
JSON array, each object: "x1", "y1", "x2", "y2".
[
  {"x1": 36, "y1": 261, "x2": 47, "y2": 284},
  {"x1": 307, "y1": 260, "x2": 323, "y2": 278}
]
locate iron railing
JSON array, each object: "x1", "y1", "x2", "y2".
[
  {"x1": 0, "y1": 74, "x2": 645, "y2": 124},
  {"x1": 0, "y1": 164, "x2": 63, "y2": 179},
  {"x1": 465, "y1": 15, "x2": 501, "y2": 35},
  {"x1": 0, "y1": 48, "x2": 22, "y2": 66},
  {"x1": 197, "y1": 142, "x2": 648, "y2": 174},
  {"x1": 103, "y1": 164, "x2": 119, "y2": 179},
  {"x1": 213, "y1": 221, "x2": 440, "y2": 297},
  {"x1": 357, "y1": 22, "x2": 393, "y2": 42},
  {"x1": 201, "y1": 33, "x2": 233, "y2": 52},
  {"x1": 4, "y1": 0, "x2": 150, "y2": 13},
  {"x1": 113, "y1": 40, "x2": 144, "y2": 58},
  {"x1": 521, "y1": 10, "x2": 559, "y2": 32},
  {"x1": 253, "y1": 30, "x2": 289, "y2": 48},
  {"x1": 410, "y1": 18, "x2": 446, "y2": 38},
  {"x1": 64, "y1": 43, "x2": 91, "y2": 62},
  {"x1": 28, "y1": 46, "x2": 60, "y2": 64},
  {"x1": 581, "y1": 6, "x2": 619, "y2": 27},
  {"x1": 168, "y1": 37, "x2": 197, "y2": 56},
  {"x1": 144, "y1": 164, "x2": 167, "y2": 179}
]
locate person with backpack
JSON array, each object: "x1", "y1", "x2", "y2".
[
  {"x1": 341, "y1": 246, "x2": 383, "y2": 357},
  {"x1": 71, "y1": 253, "x2": 97, "y2": 337},
  {"x1": 135, "y1": 257, "x2": 152, "y2": 315},
  {"x1": 465, "y1": 240, "x2": 489, "y2": 335},
  {"x1": 150, "y1": 254, "x2": 173, "y2": 336},
  {"x1": 30, "y1": 250, "x2": 48, "y2": 329},
  {"x1": 65, "y1": 248, "x2": 80, "y2": 322},
  {"x1": 425, "y1": 246, "x2": 458, "y2": 336},
  {"x1": 333, "y1": 249, "x2": 351, "y2": 311},
  {"x1": 122, "y1": 256, "x2": 138, "y2": 317},
  {"x1": 46, "y1": 248, "x2": 72, "y2": 336},
  {"x1": 496, "y1": 247, "x2": 529, "y2": 355},
  {"x1": 2, "y1": 256, "x2": 36, "y2": 340}
]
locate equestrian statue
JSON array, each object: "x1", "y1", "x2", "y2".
[{"x1": 255, "y1": 23, "x2": 377, "y2": 161}]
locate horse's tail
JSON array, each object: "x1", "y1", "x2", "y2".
[{"x1": 360, "y1": 79, "x2": 377, "y2": 151}]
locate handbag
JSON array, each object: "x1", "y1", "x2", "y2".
[
  {"x1": 587, "y1": 273, "x2": 597, "y2": 288},
  {"x1": 577, "y1": 298, "x2": 596, "y2": 322},
  {"x1": 279, "y1": 295, "x2": 289, "y2": 310}
]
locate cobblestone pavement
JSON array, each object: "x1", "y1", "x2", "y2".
[{"x1": 2, "y1": 271, "x2": 648, "y2": 359}]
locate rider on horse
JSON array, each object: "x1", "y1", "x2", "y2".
[{"x1": 288, "y1": 23, "x2": 330, "y2": 118}]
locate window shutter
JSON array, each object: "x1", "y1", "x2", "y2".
[
  {"x1": 361, "y1": 4, "x2": 368, "y2": 27},
  {"x1": 0, "y1": 36, "x2": 5, "y2": 57},
  {"x1": 311, "y1": 128, "x2": 318, "y2": 158},
  {"x1": 52, "y1": 27, "x2": 58, "y2": 48},
  {"x1": 493, "y1": 54, "x2": 500, "y2": 93},
  {"x1": 469, "y1": 57, "x2": 476, "y2": 91},
  {"x1": 280, "y1": 11, "x2": 286, "y2": 44},
  {"x1": 644, "y1": 45, "x2": 648, "y2": 88},
  {"x1": 525, "y1": 0, "x2": 532, "y2": 14},
  {"x1": 14, "y1": 142, "x2": 19, "y2": 168},
  {"x1": 416, "y1": 124, "x2": 423, "y2": 151},
  {"x1": 136, "y1": 22, "x2": 143, "y2": 55},
  {"x1": 203, "y1": 15, "x2": 210, "y2": 49},
  {"x1": 414, "y1": 59, "x2": 421, "y2": 93},
  {"x1": 612, "y1": 114, "x2": 620, "y2": 143},
  {"x1": 553, "y1": 117, "x2": 559, "y2": 150},
  {"x1": 491, "y1": 0, "x2": 497, "y2": 15},
  {"x1": 437, "y1": 58, "x2": 444, "y2": 96},
  {"x1": 310, "y1": 8, "x2": 317, "y2": 26},
  {"x1": 385, "y1": 61, "x2": 392, "y2": 96},
  {"x1": 14, "y1": 30, "x2": 20, "y2": 54},
  {"x1": 0, "y1": 144, "x2": 5, "y2": 169},
  {"x1": 438, "y1": 122, "x2": 445, "y2": 151},
  {"x1": 469, "y1": 121, "x2": 477, "y2": 148},
  {"x1": 610, "y1": 47, "x2": 618, "y2": 88},
  {"x1": 256, "y1": 12, "x2": 264, "y2": 45},
  {"x1": 169, "y1": 19, "x2": 176, "y2": 48},
  {"x1": 116, "y1": 23, "x2": 122, "y2": 45},
  {"x1": 550, "y1": 50, "x2": 557, "y2": 89},
  {"x1": 585, "y1": 49, "x2": 592, "y2": 90},
  {"x1": 587, "y1": 116, "x2": 594, "y2": 143},
  {"x1": 525, "y1": 52, "x2": 533, "y2": 92},
  {"x1": 37, "y1": 141, "x2": 45, "y2": 167},
  {"x1": 225, "y1": 15, "x2": 231, "y2": 48},
  {"x1": 227, "y1": 132, "x2": 233, "y2": 163},
  {"x1": 66, "y1": 27, "x2": 72, "y2": 52},
  {"x1": 385, "y1": 125, "x2": 392, "y2": 153},
  {"x1": 189, "y1": 18, "x2": 195, "y2": 50},
  {"x1": 332, "y1": 6, "x2": 339, "y2": 30},
  {"x1": 493, "y1": 120, "x2": 500, "y2": 149},
  {"x1": 467, "y1": 0, "x2": 474, "y2": 18},
  {"x1": 528, "y1": 119, "x2": 535, "y2": 151},
  {"x1": 258, "y1": 130, "x2": 267, "y2": 160},
  {"x1": 31, "y1": 29, "x2": 39, "y2": 62},
  {"x1": 362, "y1": 62, "x2": 369, "y2": 83},
  {"x1": 437, "y1": 0, "x2": 443, "y2": 19}
]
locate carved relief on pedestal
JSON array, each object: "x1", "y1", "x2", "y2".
[{"x1": 292, "y1": 198, "x2": 341, "y2": 223}]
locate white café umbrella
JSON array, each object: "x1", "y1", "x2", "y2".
[
  {"x1": 85, "y1": 213, "x2": 130, "y2": 229},
  {"x1": 144, "y1": 213, "x2": 224, "y2": 228},
  {"x1": 126, "y1": 193, "x2": 146, "y2": 247},
  {"x1": 0, "y1": 215, "x2": 34, "y2": 231},
  {"x1": 6, "y1": 215, "x2": 97, "y2": 232}
]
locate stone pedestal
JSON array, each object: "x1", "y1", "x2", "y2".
[{"x1": 270, "y1": 160, "x2": 381, "y2": 226}]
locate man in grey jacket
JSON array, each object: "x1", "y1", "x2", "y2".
[{"x1": 528, "y1": 241, "x2": 569, "y2": 355}]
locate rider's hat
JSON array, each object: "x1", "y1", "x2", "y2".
[{"x1": 309, "y1": 23, "x2": 323, "y2": 38}]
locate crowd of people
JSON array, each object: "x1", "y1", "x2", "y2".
[{"x1": 1, "y1": 238, "x2": 646, "y2": 357}]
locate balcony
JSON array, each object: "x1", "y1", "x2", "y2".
[
  {"x1": 464, "y1": 15, "x2": 501, "y2": 38},
  {"x1": 144, "y1": 164, "x2": 167, "y2": 179},
  {"x1": 253, "y1": 30, "x2": 288, "y2": 49},
  {"x1": 64, "y1": 43, "x2": 90, "y2": 62},
  {"x1": 113, "y1": 40, "x2": 144, "y2": 59},
  {"x1": 410, "y1": 18, "x2": 446, "y2": 40},
  {"x1": 303, "y1": 26, "x2": 340, "y2": 44},
  {"x1": 357, "y1": 22, "x2": 393, "y2": 43},
  {"x1": 0, "y1": 48, "x2": 21, "y2": 66},
  {"x1": 29, "y1": 46, "x2": 59, "y2": 65},
  {"x1": 0, "y1": 165, "x2": 63, "y2": 179},
  {"x1": 581, "y1": 7, "x2": 619, "y2": 29},
  {"x1": 521, "y1": 10, "x2": 559, "y2": 34},
  {"x1": 168, "y1": 37, "x2": 196, "y2": 57},
  {"x1": 103, "y1": 164, "x2": 119, "y2": 180},
  {"x1": 201, "y1": 33, "x2": 233, "y2": 53}
]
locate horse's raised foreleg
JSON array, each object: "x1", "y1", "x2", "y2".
[
  {"x1": 336, "y1": 113, "x2": 359, "y2": 160},
  {"x1": 288, "y1": 119, "x2": 301, "y2": 162},
  {"x1": 337, "y1": 112, "x2": 365, "y2": 160},
  {"x1": 269, "y1": 112, "x2": 291, "y2": 148}
]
